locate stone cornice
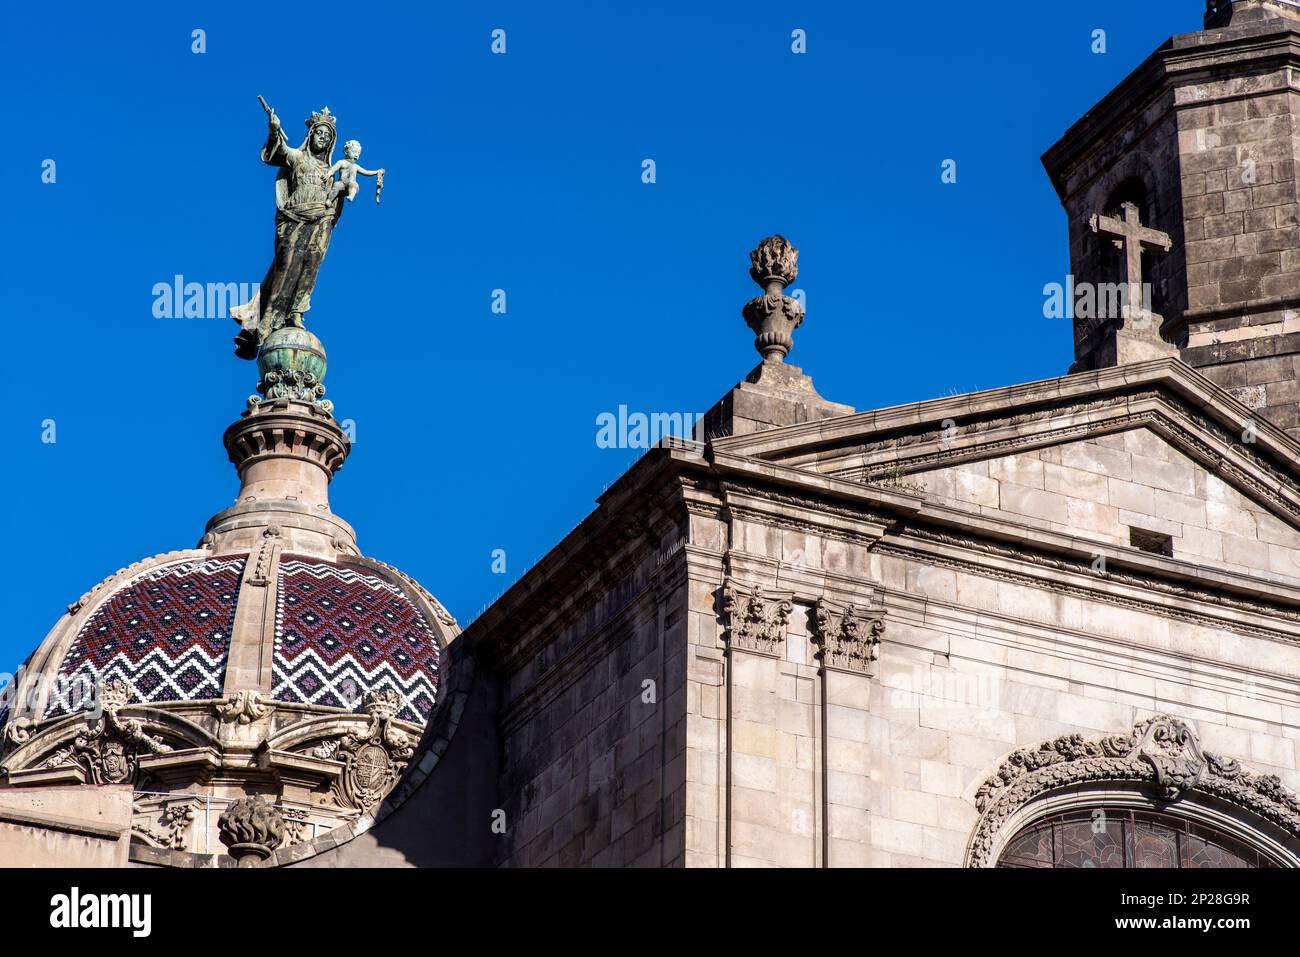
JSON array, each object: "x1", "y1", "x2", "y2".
[
  {"x1": 838, "y1": 396, "x2": 1300, "y2": 531},
  {"x1": 223, "y1": 399, "x2": 349, "y2": 481},
  {"x1": 709, "y1": 450, "x2": 923, "y2": 519},
  {"x1": 718, "y1": 480, "x2": 903, "y2": 550},
  {"x1": 719, "y1": 362, "x2": 1300, "y2": 539},
  {"x1": 714, "y1": 359, "x2": 1300, "y2": 478},
  {"x1": 0, "y1": 806, "x2": 128, "y2": 841},
  {"x1": 876, "y1": 516, "x2": 1300, "y2": 644}
]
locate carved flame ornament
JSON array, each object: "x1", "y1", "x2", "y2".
[
  {"x1": 968, "y1": 714, "x2": 1300, "y2": 867},
  {"x1": 722, "y1": 581, "x2": 794, "y2": 656},
  {"x1": 218, "y1": 795, "x2": 285, "y2": 866}
]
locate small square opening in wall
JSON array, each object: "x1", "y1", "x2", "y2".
[{"x1": 1129, "y1": 527, "x2": 1173, "y2": 557}]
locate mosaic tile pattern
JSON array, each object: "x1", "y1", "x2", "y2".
[
  {"x1": 272, "y1": 557, "x2": 440, "y2": 723},
  {"x1": 46, "y1": 557, "x2": 245, "y2": 717}
]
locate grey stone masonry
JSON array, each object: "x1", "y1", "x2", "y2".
[
  {"x1": 703, "y1": 360, "x2": 854, "y2": 440},
  {"x1": 1044, "y1": 4, "x2": 1300, "y2": 438}
]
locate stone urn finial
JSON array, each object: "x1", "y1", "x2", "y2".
[
  {"x1": 742, "y1": 235, "x2": 805, "y2": 363},
  {"x1": 218, "y1": 795, "x2": 285, "y2": 867}
]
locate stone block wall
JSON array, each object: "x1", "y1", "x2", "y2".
[
  {"x1": 1045, "y1": 15, "x2": 1300, "y2": 435},
  {"x1": 911, "y1": 428, "x2": 1300, "y2": 582},
  {"x1": 492, "y1": 542, "x2": 689, "y2": 868},
  {"x1": 1177, "y1": 78, "x2": 1300, "y2": 321},
  {"x1": 678, "y1": 478, "x2": 1300, "y2": 866},
  {"x1": 0, "y1": 786, "x2": 132, "y2": 867},
  {"x1": 864, "y1": 542, "x2": 1300, "y2": 865},
  {"x1": 1176, "y1": 69, "x2": 1300, "y2": 435}
]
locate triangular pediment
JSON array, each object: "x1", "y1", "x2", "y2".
[{"x1": 710, "y1": 358, "x2": 1300, "y2": 581}]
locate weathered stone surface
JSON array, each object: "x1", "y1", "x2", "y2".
[{"x1": 1043, "y1": 3, "x2": 1300, "y2": 439}]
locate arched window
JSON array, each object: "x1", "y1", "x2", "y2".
[
  {"x1": 968, "y1": 716, "x2": 1300, "y2": 868},
  {"x1": 998, "y1": 808, "x2": 1273, "y2": 869}
]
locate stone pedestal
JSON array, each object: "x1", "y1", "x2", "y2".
[
  {"x1": 1078, "y1": 311, "x2": 1179, "y2": 371},
  {"x1": 703, "y1": 360, "x2": 855, "y2": 439}
]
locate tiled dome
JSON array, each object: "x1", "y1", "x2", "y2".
[
  {"x1": 272, "y1": 556, "x2": 440, "y2": 723},
  {"x1": 41, "y1": 552, "x2": 442, "y2": 725},
  {"x1": 45, "y1": 556, "x2": 244, "y2": 717}
]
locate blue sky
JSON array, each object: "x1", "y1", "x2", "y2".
[{"x1": 0, "y1": 1, "x2": 1201, "y2": 673}]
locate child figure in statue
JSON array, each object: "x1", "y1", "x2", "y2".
[{"x1": 328, "y1": 140, "x2": 386, "y2": 204}]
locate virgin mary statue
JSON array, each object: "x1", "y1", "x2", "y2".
[{"x1": 231, "y1": 105, "x2": 346, "y2": 359}]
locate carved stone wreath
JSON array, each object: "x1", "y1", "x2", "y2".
[{"x1": 968, "y1": 714, "x2": 1300, "y2": 867}]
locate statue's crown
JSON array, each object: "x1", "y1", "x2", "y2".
[{"x1": 306, "y1": 106, "x2": 337, "y2": 130}]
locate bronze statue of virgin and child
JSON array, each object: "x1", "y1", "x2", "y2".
[{"x1": 231, "y1": 98, "x2": 386, "y2": 361}]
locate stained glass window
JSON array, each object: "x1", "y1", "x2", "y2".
[{"x1": 997, "y1": 809, "x2": 1269, "y2": 868}]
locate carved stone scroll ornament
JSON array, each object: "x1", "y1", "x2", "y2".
[
  {"x1": 218, "y1": 796, "x2": 285, "y2": 867},
  {"x1": 968, "y1": 714, "x2": 1300, "y2": 867},
  {"x1": 246, "y1": 524, "x2": 282, "y2": 587},
  {"x1": 281, "y1": 807, "x2": 310, "y2": 846},
  {"x1": 134, "y1": 802, "x2": 198, "y2": 850},
  {"x1": 4, "y1": 716, "x2": 34, "y2": 749},
  {"x1": 306, "y1": 688, "x2": 416, "y2": 813},
  {"x1": 215, "y1": 690, "x2": 272, "y2": 725},
  {"x1": 722, "y1": 581, "x2": 794, "y2": 657},
  {"x1": 40, "y1": 678, "x2": 172, "y2": 785},
  {"x1": 811, "y1": 598, "x2": 885, "y2": 675}
]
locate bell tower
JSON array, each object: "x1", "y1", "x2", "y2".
[{"x1": 1044, "y1": 0, "x2": 1300, "y2": 435}]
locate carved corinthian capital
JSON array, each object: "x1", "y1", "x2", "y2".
[
  {"x1": 811, "y1": 598, "x2": 885, "y2": 675},
  {"x1": 722, "y1": 580, "x2": 794, "y2": 656}
]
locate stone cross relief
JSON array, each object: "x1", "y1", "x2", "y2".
[{"x1": 1088, "y1": 201, "x2": 1173, "y2": 321}]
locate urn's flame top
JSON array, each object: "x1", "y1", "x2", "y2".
[{"x1": 749, "y1": 235, "x2": 799, "y2": 289}]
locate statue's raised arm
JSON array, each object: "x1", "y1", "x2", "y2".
[{"x1": 256, "y1": 95, "x2": 296, "y2": 169}]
